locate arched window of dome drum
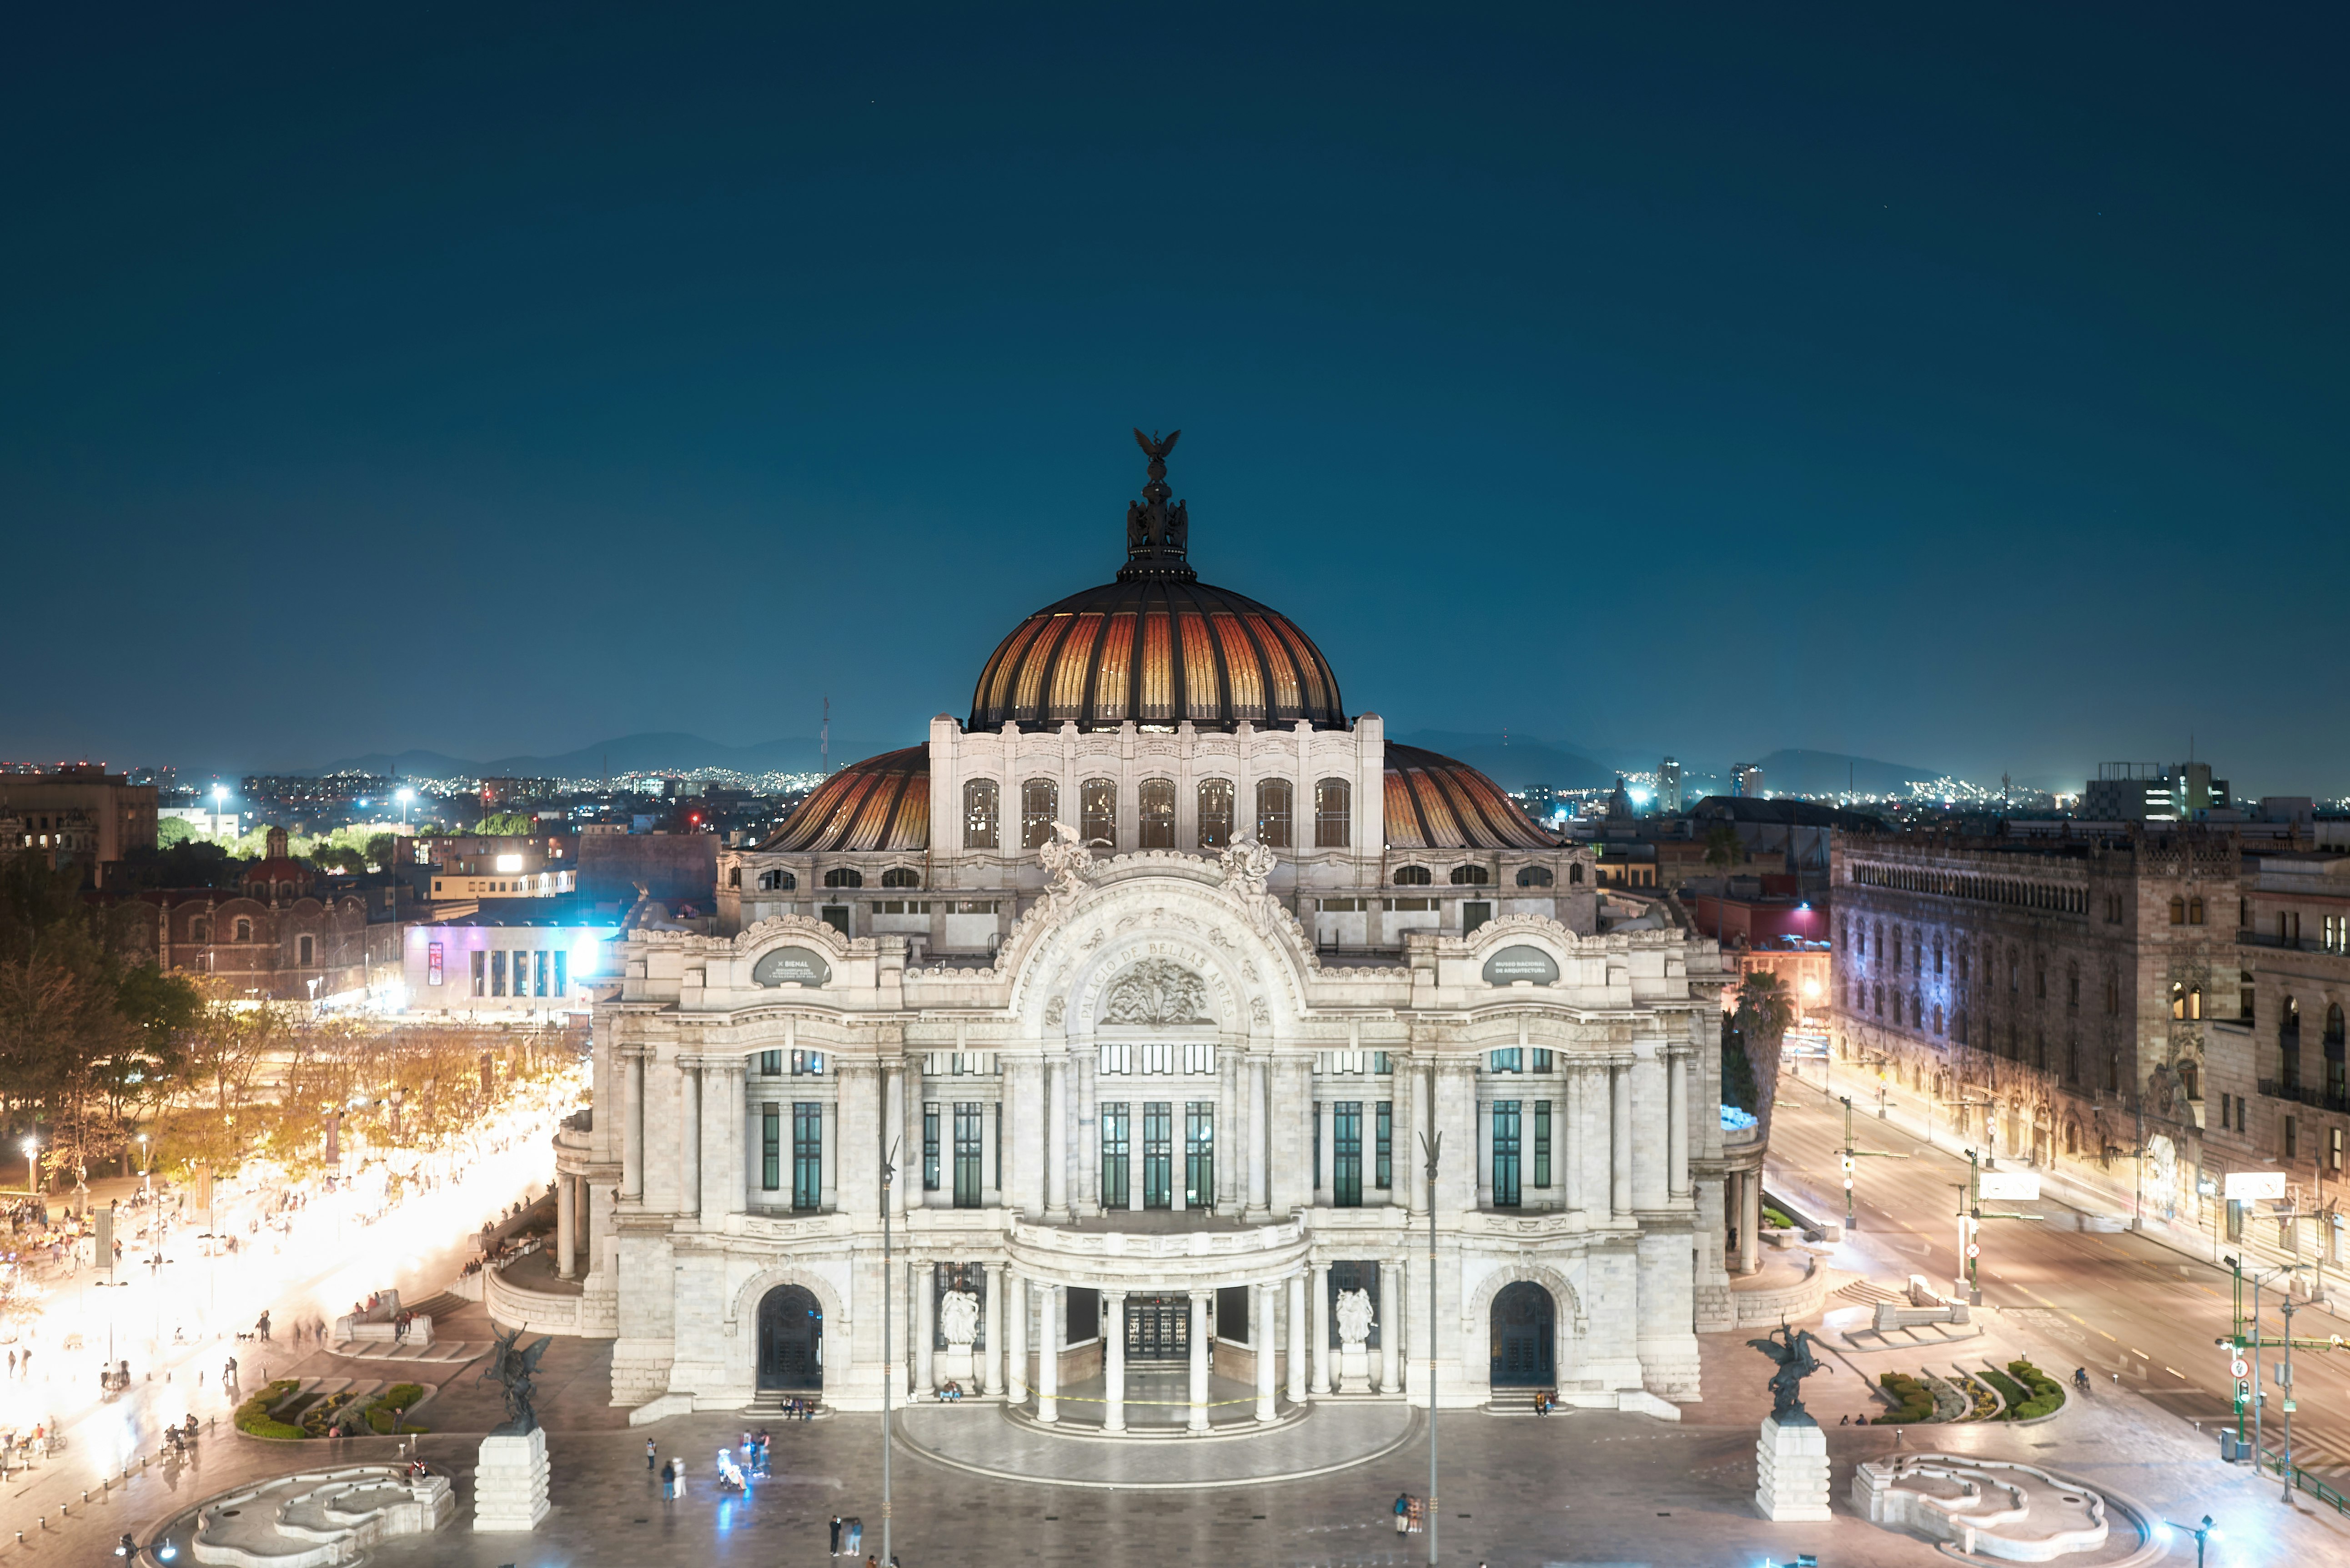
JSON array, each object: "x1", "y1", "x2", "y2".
[
  {"x1": 1195, "y1": 779, "x2": 1233, "y2": 849},
  {"x1": 1392, "y1": 864, "x2": 1431, "y2": 886},
  {"x1": 881, "y1": 867, "x2": 921, "y2": 889},
  {"x1": 963, "y1": 779, "x2": 1000, "y2": 850},
  {"x1": 1138, "y1": 779, "x2": 1176, "y2": 849},
  {"x1": 1255, "y1": 778, "x2": 1293, "y2": 849},
  {"x1": 823, "y1": 868, "x2": 863, "y2": 888},
  {"x1": 1515, "y1": 866, "x2": 1553, "y2": 887},
  {"x1": 1449, "y1": 865, "x2": 1490, "y2": 885},
  {"x1": 1313, "y1": 778, "x2": 1350, "y2": 848},
  {"x1": 1021, "y1": 779, "x2": 1059, "y2": 850},
  {"x1": 1080, "y1": 778, "x2": 1116, "y2": 848}
]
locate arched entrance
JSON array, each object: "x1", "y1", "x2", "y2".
[
  {"x1": 1489, "y1": 1281, "x2": 1555, "y2": 1387},
  {"x1": 757, "y1": 1285, "x2": 823, "y2": 1389}
]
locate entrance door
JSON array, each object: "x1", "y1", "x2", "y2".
[
  {"x1": 1142, "y1": 1102, "x2": 1173, "y2": 1208},
  {"x1": 757, "y1": 1284, "x2": 823, "y2": 1389},
  {"x1": 1489, "y1": 1281, "x2": 1554, "y2": 1387},
  {"x1": 1124, "y1": 1294, "x2": 1191, "y2": 1361}
]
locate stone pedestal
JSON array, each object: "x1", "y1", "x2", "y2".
[
  {"x1": 473, "y1": 1427, "x2": 551, "y2": 1531},
  {"x1": 1754, "y1": 1413, "x2": 1831, "y2": 1522},
  {"x1": 1337, "y1": 1346, "x2": 1373, "y2": 1393}
]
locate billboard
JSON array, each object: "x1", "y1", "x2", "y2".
[{"x1": 2224, "y1": 1171, "x2": 2287, "y2": 1201}]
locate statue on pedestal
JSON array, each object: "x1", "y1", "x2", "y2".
[
  {"x1": 479, "y1": 1326, "x2": 555, "y2": 1436},
  {"x1": 1747, "y1": 1322, "x2": 1823, "y2": 1423}
]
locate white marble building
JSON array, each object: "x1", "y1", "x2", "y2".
[{"x1": 567, "y1": 437, "x2": 1738, "y2": 1422}]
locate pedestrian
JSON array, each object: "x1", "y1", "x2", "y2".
[
  {"x1": 660, "y1": 1458, "x2": 676, "y2": 1501},
  {"x1": 830, "y1": 1515, "x2": 843, "y2": 1555},
  {"x1": 647, "y1": 1438, "x2": 658, "y2": 1471},
  {"x1": 1394, "y1": 1491, "x2": 1411, "y2": 1534}
]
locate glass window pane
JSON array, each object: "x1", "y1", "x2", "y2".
[
  {"x1": 1314, "y1": 778, "x2": 1350, "y2": 848},
  {"x1": 1080, "y1": 778, "x2": 1116, "y2": 847},
  {"x1": 963, "y1": 779, "x2": 999, "y2": 849},
  {"x1": 1255, "y1": 778, "x2": 1293, "y2": 848},
  {"x1": 1196, "y1": 778, "x2": 1234, "y2": 849},
  {"x1": 1021, "y1": 779, "x2": 1058, "y2": 849},
  {"x1": 1139, "y1": 778, "x2": 1176, "y2": 849}
]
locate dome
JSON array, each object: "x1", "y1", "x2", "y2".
[
  {"x1": 763, "y1": 746, "x2": 929, "y2": 853},
  {"x1": 966, "y1": 431, "x2": 1346, "y2": 734},
  {"x1": 1383, "y1": 744, "x2": 1562, "y2": 850}
]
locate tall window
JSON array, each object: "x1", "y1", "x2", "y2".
[
  {"x1": 954, "y1": 1102, "x2": 983, "y2": 1207},
  {"x1": 1314, "y1": 778, "x2": 1351, "y2": 848},
  {"x1": 1139, "y1": 778, "x2": 1177, "y2": 849},
  {"x1": 297, "y1": 934, "x2": 314, "y2": 967},
  {"x1": 1332, "y1": 1101, "x2": 1362, "y2": 1207},
  {"x1": 1255, "y1": 779, "x2": 1293, "y2": 848},
  {"x1": 762, "y1": 1104, "x2": 782, "y2": 1191},
  {"x1": 922, "y1": 1103, "x2": 940, "y2": 1191},
  {"x1": 1491, "y1": 1101, "x2": 1522, "y2": 1208},
  {"x1": 492, "y1": 951, "x2": 507, "y2": 996},
  {"x1": 1534, "y1": 1100, "x2": 1552, "y2": 1188},
  {"x1": 471, "y1": 950, "x2": 486, "y2": 997},
  {"x1": 792, "y1": 1103, "x2": 822, "y2": 1211},
  {"x1": 1185, "y1": 1101, "x2": 1215, "y2": 1208},
  {"x1": 1142, "y1": 1102, "x2": 1174, "y2": 1207},
  {"x1": 1196, "y1": 779, "x2": 1234, "y2": 849},
  {"x1": 964, "y1": 779, "x2": 999, "y2": 849},
  {"x1": 234, "y1": 917, "x2": 252, "y2": 943},
  {"x1": 1376, "y1": 1101, "x2": 1392, "y2": 1189},
  {"x1": 1100, "y1": 1101, "x2": 1131, "y2": 1209},
  {"x1": 1021, "y1": 779, "x2": 1059, "y2": 849},
  {"x1": 760, "y1": 1049, "x2": 783, "y2": 1076},
  {"x1": 1080, "y1": 778, "x2": 1116, "y2": 847}
]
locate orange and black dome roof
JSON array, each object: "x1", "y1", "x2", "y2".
[
  {"x1": 763, "y1": 745, "x2": 929, "y2": 853},
  {"x1": 1383, "y1": 744, "x2": 1561, "y2": 850},
  {"x1": 967, "y1": 430, "x2": 1346, "y2": 734}
]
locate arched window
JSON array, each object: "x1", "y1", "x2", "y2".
[
  {"x1": 1393, "y1": 864, "x2": 1432, "y2": 886},
  {"x1": 758, "y1": 869, "x2": 796, "y2": 891},
  {"x1": 1567, "y1": 863, "x2": 1583, "y2": 885},
  {"x1": 1313, "y1": 778, "x2": 1351, "y2": 848},
  {"x1": 1255, "y1": 779, "x2": 1293, "y2": 849},
  {"x1": 728, "y1": 866, "x2": 743, "y2": 888},
  {"x1": 234, "y1": 917, "x2": 252, "y2": 943},
  {"x1": 1449, "y1": 865, "x2": 1490, "y2": 885},
  {"x1": 2188, "y1": 986, "x2": 2202, "y2": 1020},
  {"x1": 2189, "y1": 896, "x2": 2205, "y2": 925},
  {"x1": 1080, "y1": 778, "x2": 1117, "y2": 848},
  {"x1": 1515, "y1": 866, "x2": 1553, "y2": 887},
  {"x1": 2239, "y1": 970, "x2": 2255, "y2": 1024},
  {"x1": 963, "y1": 779, "x2": 1000, "y2": 850},
  {"x1": 2064, "y1": 1121, "x2": 2079, "y2": 1156},
  {"x1": 298, "y1": 934, "x2": 314, "y2": 967},
  {"x1": 2282, "y1": 997, "x2": 2303, "y2": 1091},
  {"x1": 2180, "y1": 1062, "x2": 2200, "y2": 1101},
  {"x1": 881, "y1": 867, "x2": 921, "y2": 888},
  {"x1": 2169, "y1": 895, "x2": 2186, "y2": 925},
  {"x1": 191, "y1": 917, "x2": 210, "y2": 943},
  {"x1": 1138, "y1": 779, "x2": 1176, "y2": 849},
  {"x1": 823, "y1": 868, "x2": 863, "y2": 888},
  {"x1": 2170, "y1": 982, "x2": 2186, "y2": 1020},
  {"x1": 1020, "y1": 779, "x2": 1059, "y2": 850},
  {"x1": 1195, "y1": 779, "x2": 1234, "y2": 850}
]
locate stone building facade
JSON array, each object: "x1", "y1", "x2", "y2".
[
  {"x1": 565, "y1": 440, "x2": 1737, "y2": 1424},
  {"x1": 1827, "y1": 829, "x2": 2237, "y2": 1219}
]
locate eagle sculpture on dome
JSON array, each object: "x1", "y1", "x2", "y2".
[
  {"x1": 1134, "y1": 427, "x2": 1180, "y2": 463},
  {"x1": 1126, "y1": 428, "x2": 1189, "y2": 562}
]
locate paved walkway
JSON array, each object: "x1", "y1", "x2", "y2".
[{"x1": 899, "y1": 1400, "x2": 1413, "y2": 1489}]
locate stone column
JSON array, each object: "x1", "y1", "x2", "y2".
[
  {"x1": 678, "y1": 1059, "x2": 701, "y2": 1220},
  {"x1": 1047, "y1": 1057, "x2": 1070, "y2": 1219},
  {"x1": 1247, "y1": 1056, "x2": 1270, "y2": 1216},
  {"x1": 1187, "y1": 1290, "x2": 1211, "y2": 1432},
  {"x1": 979, "y1": 1092, "x2": 999, "y2": 1206},
  {"x1": 1581, "y1": 1064, "x2": 1611, "y2": 1220},
  {"x1": 1309, "y1": 1261, "x2": 1331, "y2": 1394},
  {"x1": 1285, "y1": 1271, "x2": 1307, "y2": 1403},
  {"x1": 700, "y1": 1057, "x2": 743, "y2": 1221},
  {"x1": 839, "y1": 1062, "x2": 880, "y2": 1219},
  {"x1": 621, "y1": 1050, "x2": 645, "y2": 1201},
  {"x1": 982, "y1": 1263, "x2": 1004, "y2": 1396},
  {"x1": 1103, "y1": 1290, "x2": 1126, "y2": 1432},
  {"x1": 1611, "y1": 1062, "x2": 1632, "y2": 1218},
  {"x1": 884, "y1": 1063, "x2": 907, "y2": 1218},
  {"x1": 904, "y1": 1056, "x2": 926, "y2": 1211},
  {"x1": 1314, "y1": 1096, "x2": 1333, "y2": 1206},
  {"x1": 1254, "y1": 1281, "x2": 1277, "y2": 1421},
  {"x1": 555, "y1": 1173, "x2": 577, "y2": 1279},
  {"x1": 1005, "y1": 1270, "x2": 1027, "y2": 1401},
  {"x1": 1667, "y1": 1049, "x2": 1690, "y2": 1199},
  {"x1": 1037, "y1": 1283, "x2": 1061, "y2": 1423},
  {"x1": 1740, "y1": 1170, "x2": 1762, "y2": 1275},
  {"x1": 914, "y1": 1261, "x2": 935, "y2": 1394},
  {"x1": 1563, "y1": 1065, "x2": 1586, "y2": 1214},
  {"x1": 1379, "y1": 1260, "x2": 1402, "y2": 1393}
]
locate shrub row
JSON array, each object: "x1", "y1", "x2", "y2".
[
  {"x1": 234, "y1": 1378, "x2": 306, "y2": 1440},
  {"x1": 365, "y1": 1382, "x2": 429, "y2": 1435},
  {"x1": 1876, "y1": 1371, "x2": 1936, "y2": 1424},
  {"x1": 2007, "y1": 1359, "x2": 2065, "y2": 1420}
]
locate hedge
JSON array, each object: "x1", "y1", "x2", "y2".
[
  {"x1": 1979, "y1": 1365, "x2": 2030, "y2": 1410},
  {"x1": 365, "y1": 1383, "x2": 429, "y2": 1435},
  {"x1": 234, "y1": 1379, "x2": 306, "y2": 1440},
  {"x1": 1876, "y1": 1371, "x2": 1937, "y2": 1424},
  {"x1": 2007, "y1": 1359, "x2": 2066, "y2": 1420}
]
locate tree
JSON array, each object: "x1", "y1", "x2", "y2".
[
  {"x1": 364, "y1": 833, "x2": 398, "y2": 872},
  {"x1": 1732, "y1": 969, "x2": 1797, "y2": 1144},
  {"x1": 156, "y1": 816, "x2": 196, "y2": 850},
  {"x1": 1702, "y1": 822, "x2": 1742, "y2": 870}
]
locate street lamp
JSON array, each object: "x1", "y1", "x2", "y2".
[
  {"x1": 20, "y1": 1136, "x2": 35, "y2": 1197},
  {"x1": 137, "y1": 1134, "x2": 151, "y2": 1197},
  {"x1": 397, "y1": 787, "x2": 413, "y2": 828},
  {"x1": 2162, "y1": 1516, "x2": 2219, "y2": 1568},
  {"x1": 880, "y1": 1139, "x2": 897, "y2": 1567},
  {"x1": 1421, "y1": 1130, "x2": 1442, "y2": 1568}
]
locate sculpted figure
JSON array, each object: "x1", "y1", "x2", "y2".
[
  {"x1": 1335, "y1": 1288, "x2": 1375, "y2": 1350},
  {"x1": 939, "y1": 1289, "x2": 980, "y2": 1348}
]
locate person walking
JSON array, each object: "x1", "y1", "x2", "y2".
[
  {"x1": 660, "y1": 1458, "x2": 676, "y2": 1501},
  {"x1": 256, "y1": 1310, "x2": 271, "y2": 1343},
  {"x1": 1394, "y1": 1492, "x2": 1412, "y2": 1535},
  {"x1": 647, "y1": 1438, "x2": 658, "y2": 1471},
  {"x1": 844, "y1": 1516, "x2": 863, "y2": 1555},
  {"x1": 829, "y1": 1515, "x2": 843, "y2": 1555}
]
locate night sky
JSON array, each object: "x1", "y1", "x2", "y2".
[{"x1": 4, "y1": 7, "x2": 2342, "y2": 790}]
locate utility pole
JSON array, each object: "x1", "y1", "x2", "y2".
[
  {"x1": 1421, "y1": 1129, "x2": 1441, "y2": 1568},
  {"x1": 1838, "y1": 1095, "x2": 1908, "y2": 1233},
  {"x1": 2280, "y1": 1295, "x2": 2298, "y2": 1500},
  {"x1": 881, "y1": 1138, "x2": 896, "y2": 1565}
]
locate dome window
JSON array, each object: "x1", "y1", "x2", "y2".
[
  {"x1": 1393, "y1": 865, "x2": 1432, "y2": 886},
  {"x1": 881, "y1": 867, "x2": 921, "y2": 889},
  {"x1": 1313, "y1": 779, "x2": 1351, "y2": 848},
  {"x1": 1020, "y1": 780, "x2": 1059, "y2": 850},
  {"x1": 1450, "y1": 865, "x2": 1491, "y2": 885},
  {"x1": 1080, "y1": 778, "x2": 1117, "y2": 848},
  {"x1": 1196, "y1": 779, "x2": 1234, "y2": 850},
  {"x1": 1516, "y1": 866, "x2": 1553, "y2": 887},
  {"x1": 963, "y1": 780, "x2": 999, "y2": 850},
  {"x1": 1255, "y1": 779, "x2": 1294, "y2": 849},
  {"x1": 1138, "y1": 779, "x2": 1176, "y2": 849},
  {"x1": 824, "y1": 868, "x2": 864, "y2": 889}
]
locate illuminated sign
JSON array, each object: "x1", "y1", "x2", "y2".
[
  {"x1": 1481, "y1": 945, "x2": 1560, "y2": 986},
  {"x1": 752, "y1": 946, "x2": 832, "y2": 988},
  {"x1": 427, "y1": 941, "x2": 443, "y2": 987},
  {"x1": 1975, "y1": 1171, "x2": 2041, "y2": 1201},
  {"x1": 494, "y1": 854, "x2": 524, "y2": 874},
  {"x1": 2225, "y1": 1171, "x2": 2287, "y2": 1201}
]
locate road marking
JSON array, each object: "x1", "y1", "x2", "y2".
[
  {"x1": 2166, "y1": 1367, "x2": 2187, "y2": 1378},
  {"x1": 2131, "y1": 1348, "x2": 2150, "y2": 1359}
]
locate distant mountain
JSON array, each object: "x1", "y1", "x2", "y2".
[
  {"x1": 1745, "y1": 749, "x2": 1953, "y2": 797},
  {"x1": 1392, "y1": 730, "x2": 1615, "y2": 791},
  {"x1": 300, "y1": 732, "x2": 917, "y2": 782}
]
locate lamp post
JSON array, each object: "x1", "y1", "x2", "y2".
[
  {"x1": 2163, "y1": 1515, "x2": 2219, "y2": 1568},
  {"x1": 881, "y1": 1137, "x2": 897, "y2": 1567},
  {"x1": 2280, "y1": 1296, "x2": 2299, "y2": 1500},
  {"x1": 20, "y1": 1136, "x2": 35, "y2": 1197},
  {"x1": 397, "y1": 788, "x2": 413, "y2": 829},
  {"x1": 1420, "y1": 1129, "x2": 1441, "y2": 1568}
]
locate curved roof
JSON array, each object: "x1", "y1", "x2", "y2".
[
  {"x1": 762, "y1": 746, "x2": 929, "y2": 853},
  {"x1": 1382, "y1": 744, "x2": 1562, "y2": 851},
  {"x1": 968, "y1": 577, "x2": 1347, "y2": 734}
]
